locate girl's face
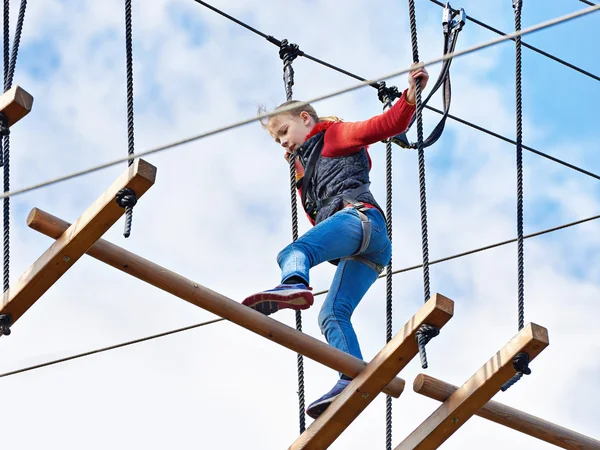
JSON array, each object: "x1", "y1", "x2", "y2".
[{"x1": 268, "y1": 111, "x2": 316, "y2": 155}]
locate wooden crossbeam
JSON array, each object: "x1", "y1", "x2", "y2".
[
  {"x1": 289, "y1": 294, "x2": 454, "y2": 450},
  {"x1": 414, "y1": 374, "x2": 600, "y2": 450},
  {"x1": 394, "y1": 323, "x2": 549, "y2": 450},
  {"x1": 26, "y1": 208, "x2": 406, "y2": 398},
  {"x1": 0, "y1": 85, "x2": 33, "y2": 126},
  {"x1": 0, "y1": 159, "x2": 156, "y2": 329}
]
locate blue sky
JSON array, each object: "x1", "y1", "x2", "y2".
[{"x1": 0, "y1": 1, "x2": 599, "y2": 449}]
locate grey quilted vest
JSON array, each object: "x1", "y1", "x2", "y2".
[{"x1": 296, "y1": 130, "x2": 384, "y2": 225}]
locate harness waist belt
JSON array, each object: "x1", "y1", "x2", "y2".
[{"x1": 317, "y1": 183, "x2": 372, "y2": 209}]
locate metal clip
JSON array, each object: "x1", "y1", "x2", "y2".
[
  {"x1": 452, "y1": 8, "x2": 466, "y2": 32},
  {"x1": 442, "y1": 2, "x2": 452, "y2": 34}
]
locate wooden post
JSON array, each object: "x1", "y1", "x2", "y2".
[
  {"x1": 289, "y1": 294, "x2": 454, "y2": 450},
  {"x1": 414, "y1": 374, "x2": 600, "y2": 450},
  {"x1": 0, "y1": 159, "x2": 156, "y2": 327},
  {"x1": 0, "y1": 85, "x2": 33, "y2": 126},
  {"x1": 26, "y1": 208, "x2": 406, "y2": 398},
  {"x1": 394, "y1": 323, "x2": 549, "y2": 450}
]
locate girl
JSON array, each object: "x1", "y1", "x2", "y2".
[{"x1": 243, "y1": 65, "x2": 429, "y2": 419}]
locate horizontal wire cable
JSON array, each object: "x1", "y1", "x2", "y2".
[
  {"x1": 0, "y1": 318, "x2": 224, "y2": 379},
  {"x1": 579, "y1": 0, "x2": 596, "y2": 6},
  {"x1": 428, "y1": 0, "x2": 600, "y2": 82},
  {"x1": 197, "y1": 0, "x2": 600, "y2": 183},
  {"x1": 425, "y1": 105, "x2": 600, "y2": 181},
  {"x1": 1, "y1": 4, "x2": 598, "y2": 201},
  {"x1": 3, "y1": 211, "x2": 598, "y2": 379}
]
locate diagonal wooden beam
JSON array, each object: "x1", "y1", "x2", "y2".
[
  {"x1": 0, "y1": 159, "x2": 156, "y2": 330},
  {"x1": 25, "y1": 208, "x2": 406, "y2": 398},
  {"x1": 289, "y1": 294, "x2": 454, "y2": 450},
  {"x1": 414, "y1": 374, "x2": 600, "y2": 450},
  {"x1": 394, "y1": 323, "x2": 549, "y2": 450},
  {"x1": 0, "y1": 85, "x2": 33, "y2": 126}
]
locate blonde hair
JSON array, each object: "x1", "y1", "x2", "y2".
[{"x1": 258, "y1": 100, "x2": 343, "y2": 129}]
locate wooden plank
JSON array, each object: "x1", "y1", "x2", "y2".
[
  {"x1": 0, "y1": 159, "x2": 156, "y2": 325},
  {"x1": 394, "y1": 323, "x2": 549, "y2": 450},
  {"x1": 26, "y1": 208, "x2": 406, "y2": 398},
  {"x1": 414, "y1": 374, "x2": 600, "y2": 450},
  {"x1": 0, "y1": 85, "x2": 33, "y2": 126},
  {"x1": 289, "y1": 294, "x2": 454, "y2": 450}
]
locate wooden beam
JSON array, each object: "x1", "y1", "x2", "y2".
[
  {"x1": 289, "y1": 294, "x2": 454, "y2": 450},
  {"x1": 26, "y1": 208, "x2": 406, "y2": 398},
  {"x1": 394, "y1": 323, "x2": 549, "y2": 450},
  {"x1": 414, "y1": 374, "x2": 600, "y2": 450},
  {"x1": 0, "y1": 85, "x2": 33, "y2": 126},
  {"x1": 0, "y1": 159, "x2": 156, "y2": 326}
]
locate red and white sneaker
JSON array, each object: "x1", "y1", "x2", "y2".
[{"x1": 242, "y1": 283, "x2": 314, "y2": 316}]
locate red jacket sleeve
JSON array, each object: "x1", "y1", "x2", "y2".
[{"x1": 322, "y1": 90, "x2": 415, "y2": 157}]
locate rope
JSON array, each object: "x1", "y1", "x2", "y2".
[
  {"x1": 1, "y1": 0, "x2": 9, "y2": 296},
  {"x1": 121, "y1": 0, "x2": 136, "y2": 238},
  {"x1": 0, "y1": 0, "x2": 27, "y2": 339},
  {"x1": 377, "y1": 82, "x2": 399, "y2": 450},
  {"x1": 0, "y1": 4, "x2": 598, "y2": 201},
  {"x1": 3, "y1": 211, "x2": 599, "y2": 372},
  {"x1": 502, "y1": 0, "x2": 530, "y2": 393},
  {"x1": 406, "y1": 0, "x2": 438, "y2": 370},
  {"x1": 427, "y1": 0, "x2": 600, "y2": 83},
  {"x1": 279, "y1": 39, "x2": 306, "y2": 435}
]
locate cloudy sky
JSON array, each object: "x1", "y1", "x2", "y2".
[{"x1": 0, "y1": 0, "x2": 599, "y2": 448}]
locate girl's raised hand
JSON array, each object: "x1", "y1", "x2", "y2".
[{"x1": 406, "y1": 63, "x2": 429, "y2": 104}]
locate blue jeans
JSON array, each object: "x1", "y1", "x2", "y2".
[{"x1": 277, "y1": 206, "x2": 392, "y2": 365}]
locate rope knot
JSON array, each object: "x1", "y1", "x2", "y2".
[
  {"x1": 0, "y1": 314, "x2": 12, "y2": 336},
  {"x1": 415, "y1": 324, "x2": 440, "y2": 369},
  {"x1": 501, "y1": 352, "x2": 531, "y2": 391},
  {"x1": 377, "y1": 82, "x2": 401, "y2": 105},
  {"x1": 279, "y1": 39, "x2": 302, "y2": 64},
  {"x1": 115, "y1": 188, "x2": 137, "y2": 208},
  {"x1": 115, "y1": 188, "x2": 137, "y2": 238},
  {"x1": 0, "y1": 112, "x2": 10, "y2": 137}
]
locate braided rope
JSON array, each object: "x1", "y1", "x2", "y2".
[
  {"x1": 407, "y1": 0, "x2": 438, "y2": 370},
  {"x1": 383, "y1": 94, "x2": 394, "y2": 450},
  {"x1": 514, "y1": 0, "x2": 525, "y2": 333},
  {"x1": 2, "y1": 0, "x2": 27, "y2": 295},
  {"x1": 123, "y1": 0, "x2": 135, "y2": 237},
  {"x1": 280, "y1": 39, "x2": 305, "y2": 434},
  {"x1": 502, "y1": 0, "x2": 529, "y2": 393}
]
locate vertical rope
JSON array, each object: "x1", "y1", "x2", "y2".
[
  {"x1": 407, "y1": 0, "x2": 439, "y2": 370},
  {"x1": 2, "y1": 0, "x2": 26, "y2": 294},
  {"x1": 502, "y1": 0, "x2": 528, "y2": 393},
  {"x1": 384, "y1": 100, "x2": 393, "y2": 450},
  {"x1": 280, "y1": 39, "x2": 305, "y2": 434},
  {"x1": 122, "y1": 0, "x2": 135, "y2": 238},
  {"x1": 514, "y1": 0, "x2": 525, "y2": 333},
  {"x1": 2, "y1": 0, "x2": 9, "y2": 294},
  {"x1": 377, "y1": 81, "x2": 399, "y2": 447},
  {"x1": 406, "y1": 0, "x2": 429, "y2": 302}
]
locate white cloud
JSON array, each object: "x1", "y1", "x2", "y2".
[{"x1": 0, "y1": 0, "x2": 599, "y2": 449}]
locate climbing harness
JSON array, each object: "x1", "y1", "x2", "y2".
[
  {"x1": 298, "y1": 134, "x2": 379, "y2": 273},
  {"x1": 392, "y1": 2, "x2": 465, "y2": 150},
  {"x1": 502, "y1": 0, "x2": 530, "y2": 392}
]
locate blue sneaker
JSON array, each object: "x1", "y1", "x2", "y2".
[
  {"x1": 306, "y1": 379, "x2": 351, "y2": 419},
  {"x1": 242, "y1": 283, "x2": 313, "y2": 316}
]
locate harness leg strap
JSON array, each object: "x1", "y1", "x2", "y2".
[
  {"x1": 341, "y1": 255, "x2": 384, "y2": 274},
  {"x1": 356, "y1": 209, "x2": 371, "y2": 254}
]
